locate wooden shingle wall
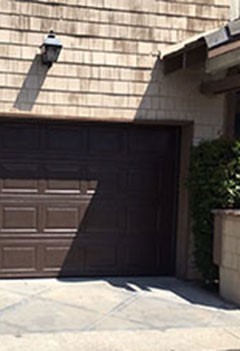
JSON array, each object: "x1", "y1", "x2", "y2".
[{"x1": 0, "y1": 0, "x2": 229, "y2": 142}]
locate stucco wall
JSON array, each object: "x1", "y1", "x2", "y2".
[
  {"x1": 0, "y1": 0, "x2": 229, "y2": 141},
  {"x1": 214, "y1": 210, "x2": 240, "y2": 305}
]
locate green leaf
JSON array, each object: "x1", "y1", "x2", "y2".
[{"x1": 187, "y1": 137, "x2": 240, "y2": 282}]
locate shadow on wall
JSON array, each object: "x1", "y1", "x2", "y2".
[
  {"x1": 134, "y1": 57, "x2": 163, "y2": 121},
  {"x1": 13, "y1": 54, "x2": 48, "y2": 111},
  {"x1": 134, "y1": 55, "x2": 204, "y2": 126}
]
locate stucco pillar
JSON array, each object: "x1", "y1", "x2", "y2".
[{"x1": 213, "y1": 210, "x2": 240, "y2": 305}]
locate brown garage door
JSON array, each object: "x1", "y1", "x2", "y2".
[{"x1": 0, "y1": 120, "x2": 179, "y2": 278}]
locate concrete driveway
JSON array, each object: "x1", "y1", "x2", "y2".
[{"x1": 0, "y1": 277, "x2": 240, "y2": 351}]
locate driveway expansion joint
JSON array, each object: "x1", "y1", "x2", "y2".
[{"x1": 83, "y1": 291, "x2": 143, "y2": 331}]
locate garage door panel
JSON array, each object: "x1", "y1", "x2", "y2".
[
  {"x1": 128, "y1": 129, "x2": 175, "y2": 159},
  {"x1": 85, "y1": 246, "x2": 118, "y2": 270},
  {"x1": 87, "y1": 166, "x2": 122, "y2": 195},
  {"x1": 128, "y1": 129, "x2": 158, "y2": 153},
  {"x1": 44, "y1": 126, "x2": 85, "y2": 152},
  {"x1": 83, "y1": 179, "x2": 98, "y2": 195},
  {"x1": 1, "y1": 179, "x2": 39, "y2": 194},
  {"x1": 43, "y1": 206, "x2": 80, "y2": 232},
  {"x1": 53, "y1": 242, "x2": 85, "y2": 276},
  {"x1": 44, "y1": 179, "x2": 81, "y2": 194},
  {"x1": 42, "y1": 163, "x2": 82, "y2": 178},
  {"x1": 0, "y1": 243, "x2": 37, "y2": 272},
  {"x1": 88, "y1": 127, "x2": 123, "y2": 155},
  {"x1": 126, "y1": 206, "x2": 157, "y2": 233},
  {"x1": 42, "y1": 244, "x2": 83, "y2": 272},
  {"x1": 42, "y1": 163, "x2": 83, "y2": 194},
  {"x1": 126, "y1": 168, "x2": 159, "y2": 199},
  {"x1": 83, "y1": 205, "x2": 120, "y2": 233},
  {"x1": 0, "y1": 125, "x2": 40, "y2": 151},
  {"x1": 0, "y1": 121, "x2": 179, "y2": 277},
  {"x1": 1, "y1": 205, "x2": 38, "y2": 232},
  {"x1": 1, "y1": 162, "x2": 39, "y2": 176},
  {"x1": 43, "y1": 248, "x2": 68, "y2": 271},
  {"x1": 0, "y1": 240, "x2": 84, "y2": 276},
  {"x1": 124, "y1": 242, "x2": 157, "y2": 274},
  {"x1": 0, "y1": 162, "x2": 40, "y2": 194}
]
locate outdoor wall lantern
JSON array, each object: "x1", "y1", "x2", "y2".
[{"x1": 40, "y1": 30, "x2": 62, "y2": 67}]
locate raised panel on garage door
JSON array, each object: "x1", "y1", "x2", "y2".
[{"x1": 0, "y1": 120, "x2": 179, "y2": 278}]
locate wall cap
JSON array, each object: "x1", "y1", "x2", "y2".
[{"x1": 212, "y1": 209, "x2": 240, "y2": 216}]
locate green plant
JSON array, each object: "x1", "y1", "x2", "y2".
[{"x1": 187, "y1": 138, "x2": 240, "y2": 282}]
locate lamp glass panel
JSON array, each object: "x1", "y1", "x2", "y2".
[{"x1": 46, "y1": 46, "x2": 58, "y2": 62}]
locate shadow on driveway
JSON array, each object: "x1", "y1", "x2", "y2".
[{"x1": 57, "y1": 276, "x2": 238, "y2": 311}]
